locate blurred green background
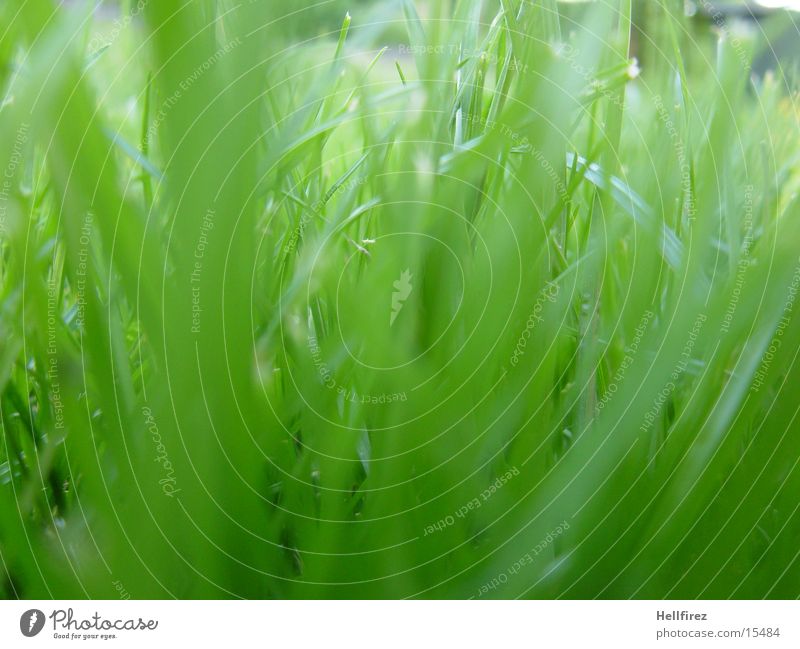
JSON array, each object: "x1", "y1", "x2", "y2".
[{"x1": 1, "y1": 0, "x2": 799, "y2": 599}]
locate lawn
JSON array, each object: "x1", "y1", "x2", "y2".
[{"x1": 1, "y1": 0, "x2": 799, "y2": 598}]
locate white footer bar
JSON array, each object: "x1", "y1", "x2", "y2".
[{"x1": 1, "y1": 600, "x2": 795, "y2": 647}]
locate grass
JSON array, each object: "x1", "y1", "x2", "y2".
[{"x1": 1, "y1": 0, "x2": 799, "y2": 599}]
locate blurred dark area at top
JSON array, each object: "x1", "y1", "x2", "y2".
[
  {"x1": 87, "y1": 0, "x2": 800, "y2": 77},
  {"x1": 651, "y1": 0, "x2": 800, "y2": 77}
]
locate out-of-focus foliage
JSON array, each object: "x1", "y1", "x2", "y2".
[{"x1": 1, "y1": 0, "x2": 799, "y2": 598}]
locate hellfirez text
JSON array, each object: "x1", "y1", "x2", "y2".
[{"x1": 657, "y1": 610, "x2": 707, "y2": 621}]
